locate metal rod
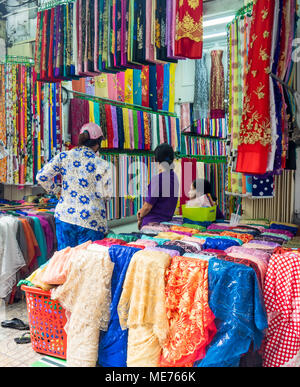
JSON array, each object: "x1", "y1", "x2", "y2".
[
  {"x1": 61, "y1": 87, "x2": 178, "y2": 117},
  {"x1": 270, "y1": 72, "x2": 298, "y2": 94}
]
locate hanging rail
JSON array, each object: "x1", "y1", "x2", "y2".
[{"x1": 61, "y1": 86, "x2": 179, "y2": 118}]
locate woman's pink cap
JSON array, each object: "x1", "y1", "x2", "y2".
[{"x1": 80, "y1": 123, "x2": 103, "y2": 139}]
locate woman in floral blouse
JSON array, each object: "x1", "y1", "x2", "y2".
[{"x1": 37, "y1": 123, "x2": 113, "y2": 250}]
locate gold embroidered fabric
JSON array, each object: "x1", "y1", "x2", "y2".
[
  {"x1": 176, "y1": 12, "x2": 203, "y2": 42},
  {"x1": 51, "y1": 250, "x2": 114, "y2": 367}
]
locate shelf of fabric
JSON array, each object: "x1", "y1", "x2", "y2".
[
  {"x1": 0, "y1": 63, "x2": 64, "y2": 186},
  {"x1": 175, "y1": 153, "x2": 228, "y2": 164},
  {"x1": 34, "y1": 0, "x2": 203, "y2": 83},
  {"x1": 182, "y1": 117, "x2": 228, "y2": 139},
  {"x1": 68, "y1": 96, "x2": 181, "y2": 152},
  {"x1": 181, "y1": 136, "x2": 227, "y2": 158}
]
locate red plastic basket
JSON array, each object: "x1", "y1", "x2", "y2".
[{"x1": 21, "y1": 285, "x2": 67, "y2": 359}]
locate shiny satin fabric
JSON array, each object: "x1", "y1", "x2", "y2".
[
  {"x1": 98, "y1": 245, "x2": 141, "y2": 367},
  {"x1": 196, "y1": 258, "x2": 268, "y2": 367}
]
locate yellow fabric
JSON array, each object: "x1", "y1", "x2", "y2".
[
  {"x1": 118, "y1": 250, "x2": 171, "y2": 366},
  {"x1": 95, "y1": 74, "x2": 109, "y2": 99},
  {"x1": 127, "y1": 326, "x2": 162, "y2": 367},
  {"x1": 88, "y1": 101, "x2": 95, "y2": 123},
  {"x1": 27, "y1": 266, "x2": 54, "y2": 291},
  {"x1": 155, "y1": 232, "x2": 184, "y2": 240},
  {"x1": 122, "y1": 108, "x2": 130, "y2": 149},
  {"x1": 169, "y1": 63, "x2": 176, "y2": 113},
  {"x1": 124, "y1": 69, "x2": 134, "y2": 105}
]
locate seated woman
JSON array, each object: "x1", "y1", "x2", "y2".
[
  {"x1": 137, "y1": 143, "x2": 179, "y2": 229},
  {"x1": 187, "y1": 178, "x2": 225, "y2": 220}
]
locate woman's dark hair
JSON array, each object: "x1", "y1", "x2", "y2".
[
  {"x1": 78, "y1": 131, "x2": 103, "y2": 148},
  {"x1": 192, "y1": 178, "x2": 217, "y2": 201},
  {"x1": 154, "y1": 143, "x2": 174, "y2": 165}
]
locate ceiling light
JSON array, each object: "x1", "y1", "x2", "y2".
[
  {"x1": 203, "y1": 15, "x2": 235, "y2": 27},
  {"x1": 203, "y1": 32, "x2": 227, "y2": 40}
]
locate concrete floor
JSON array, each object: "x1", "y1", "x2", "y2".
[{"x1": 0, "y1": 298, "x2": 44, "y2": 367}]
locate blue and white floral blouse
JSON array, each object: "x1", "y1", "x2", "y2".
[{"x1": 36, "y1": 146, "x2": 113, "y2": 233}]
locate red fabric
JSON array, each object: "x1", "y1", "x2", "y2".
[
  {"x1": 175, "y1": 0, "x2": 203, "y2": 59},
  {"x1": 40, "y1": 10, "x2": 48, "y2": 81},
  {"x1": 236, "y1": 0, "x2": 275, "y2": 175},
  {"x1": 263, "y1": 251, "x2": 300, "y2": 367}
]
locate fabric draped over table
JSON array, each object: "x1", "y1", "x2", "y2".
[
  {"x1": 263, "y1": 251, "x2": 300, "y2": 367},
  {"x1": 98, "y1": 245, "x2": 141, "y2": 367},
  {"x1": 159, "y1": 256, "x2": 216, "y2": 367},
  {"x1": 51, "y1": 248, "x2": 114, "y2": 367},
  {"x1": 117, "y1": 249, "x2": 171, "y2": 367},
  {"x1": 195, "y1": 258, "x2": 268, "y2": 367}
]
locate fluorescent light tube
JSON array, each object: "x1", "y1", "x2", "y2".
[{"x1": 203, "y1": 15, "x2": 235, "y2": 27}]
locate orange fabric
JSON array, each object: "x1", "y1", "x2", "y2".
[
  {"x1": 170, "y1": 226, "x2": 199, "y2": 235},
  {"x1": 41, "y1": 241, "x2": 92, "y2": 285},
  {"x1": 220, "y1": 231, "x2": 253, "y2": 244},
  {"x1": 160, "y1": 256, "x2": 216, "y2": 367},
  {"x1": 20, "y1": 219, "x2": 39, "y2": 267}
]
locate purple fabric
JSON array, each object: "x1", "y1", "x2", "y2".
[
  {"x1": 142, "y1": 170, "x2": 179, "y2": 227},
  {"x1": 111, "y1": 106, "x2": 119, "y2": 148},
  {"x1": 225, "y1": 246, "x2": 271, "y2": 265},
  {"x1": 207, "y1": 223, "x2": 231, "y2": 230},
  {"x1": 248, "y1": 240, "x2": 280, "y2": 248}
]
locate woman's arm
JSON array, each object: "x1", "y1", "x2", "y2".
[
  {"x1": 137, "y1": 202, "x2": 153, "y2": 220},
  {"x1": 137, "y1": 202, "x2": 153, "y2": 230},
  {"x1": 36, "y1": 154, "x2": 62, "y2": 196}
]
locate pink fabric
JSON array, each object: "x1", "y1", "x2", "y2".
[
  {"x1": 94, "y1": 239, "x2": 128, "y2": 247},
  {"x1": 41, "y1": 242, "x2": 92, "y2": 285}
]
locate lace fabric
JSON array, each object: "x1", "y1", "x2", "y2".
[
  {"x1": 0, "y1": 216, "x2": 26, "y2": 299},
  {"x1": 160, "y1": 256, "x2": 216, "y2": 367},
  {"x1": 51, "y1": 249, "x2": 114, "y2": 367}
]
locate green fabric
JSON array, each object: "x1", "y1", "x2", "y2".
[
  {"x1": 17, "y1": 279, "x2": 35, "y2": 288},
  {"x1": 182, "y1": 223, "x2": 206, "y2": 231},
  {"x1": 31, "y1": 216, "x2": 48, "y2": 266}
]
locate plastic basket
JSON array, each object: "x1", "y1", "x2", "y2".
[
  {"x1": 182, "y1": 205, "x2": 217, "y2": 222},
  {"x1": 21, "y1": 285, "x2": 67, "y2": 359}
]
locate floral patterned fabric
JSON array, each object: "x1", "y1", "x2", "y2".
[{"x1": 160, "y1": 256, "x2": 216, "y2": 367}]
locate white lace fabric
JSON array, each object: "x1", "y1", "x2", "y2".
[{"x1": 51, "y1": 249, "x2": 114, "y2": 367}]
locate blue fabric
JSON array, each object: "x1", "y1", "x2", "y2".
[
  {"x1": 270, "y1": 223, "x2": 298, "y2": 235},
  {"x1": 195, "y1": 258, "x2": 268, "y2": 367},
  {"x1": 202, "y1": 237, "x2": 242, "y2": 251},
  {"x1": 55, "y1": 218, "x2": 105, "y2": 250},
  {"x1": 133, "y1": 69, "x2": 142, "y2": 106},
  {"x1": 98, "y1": 245, "x2": 141, "y2": 367}
]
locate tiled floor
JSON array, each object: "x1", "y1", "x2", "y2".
[{"x1": 0, "y1": 298, "x2": 44, "y2": 367}]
